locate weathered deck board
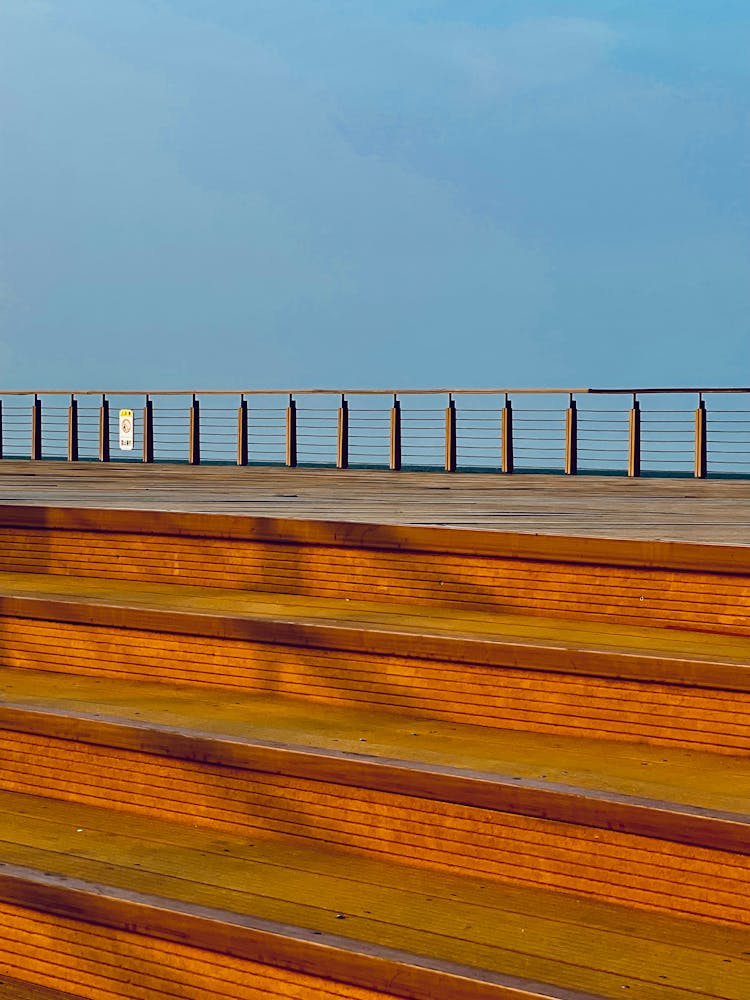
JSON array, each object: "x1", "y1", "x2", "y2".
[
  {"x1": 2, "y1": 464, "x2": 749, "y2": 997},
  {"x1": 0, "y1": 975, "x2": 83, "y2": 1000},
  {"x1": 0, "y1": 790, "x2": 748, "y2": 1000},
  {"x1": 1, "y1": 461, "x2": 750, "y2": 543},
  {"x1": 2, "y1": 666, "x2": 748, "y2": 826},
  {"x1": 2, "y1": 569, "x2": 750, "y2": 676},
  {"x1": 3, "y1": 566, "x2": 750, "y2": 753}
]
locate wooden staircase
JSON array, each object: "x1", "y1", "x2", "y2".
[{"x1": 0, "y1": 504, "x2": 748, "y2": 999}]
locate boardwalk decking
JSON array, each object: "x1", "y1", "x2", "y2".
[
  {"x1": 0, "y1": 462, "x2": 748, "y2": 998},
  {"x1": 0, "y1": 460, "x2": 750, "y2": 542}
]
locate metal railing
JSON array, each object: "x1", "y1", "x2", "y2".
[{"x1": 1, "y1": 387, "x2": 750, "y2": 477}]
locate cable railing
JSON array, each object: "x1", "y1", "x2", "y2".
[{"x1": 1, "y1": 388, "x2": 750, "y2": 477}]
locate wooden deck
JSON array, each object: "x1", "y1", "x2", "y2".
[
  {"x1": 1, "y1": 460, "x2": 750, "y2": 543},
  {"x1": 1, "y1": 462, "x2": 749, "y2": 998}
]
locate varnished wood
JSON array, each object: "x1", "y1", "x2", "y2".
[
  {"x1": 3, "y1": 729, "x2": 748, "y2": 923},
  {"x1": 2, "y1": 668, "x2": 745, "y2": 815},
  {"x1": 2, "y1": 461, "x2": 750, "y2": 544},
  {"x1": 1, "y1": 469, "x2": 749, "y2": 995},
  {"x1": 2, "y1": 496, "x2": 750, "y2": 574},
  {"x1": 0, "y1": 791, "x2": 748, "y2": 998},
  {"x1": 4, "y1": 612, "x2": 748, "y2": 753},
  {"x1": 1, "y1": 572, "x2": 750, "y2": 695},
  {"x1": 0, "y1": 669, "x2": 747, "y2": 855},
  {"x1": 0, "y1": 974, "x2": 83, "y2": 1000}
]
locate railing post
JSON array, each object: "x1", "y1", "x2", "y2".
[
  {"x1": 286, "y1": 394, "x2": 297, "y2": 468},
  {"x1": 237, "y1": 395, "x2": 248, "y2": 466},
  {"x1": 337, "y1": 395, "x2": 349, "y2": 469},
  {"x1": 0, "y1": 400, "x2": 3, "y2": 459},
  {"x1": 565, "y1": 394, "x2": 577, "y2": 475},
  {"x1": 67, "y1": 395, "x2": 79, "y2": 463},
  {"x1": 99, "y1": 395, "x2": 110, "y2": 462},
  {"x1": 445, "y1": 395, "x2": 457, "y2": 472},
  {"x1": 142, "y1": 395, "x2": 154, "y2": 463},
  {"x1": 628, "y1": 395, "x2": 641, "y2": 478},
  {"x1": 189, "y1": 394, "x2": 200, "y2": 465},
  {"x1": 501, "y1": 395, "x2": 513, "y2": 474},
  {"x1": 31, "y1": 394, "x2": 42, "y2": 461},
  {"x1": 390, "y1": 395, "x2": 401, "y2": 471},
  {"x1": 695, "y1": 395, "x2": 707, "y2": 479}
]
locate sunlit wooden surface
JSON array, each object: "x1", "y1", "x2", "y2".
[
  {"x1": 0, "y1": 788, "x2": 747, "y2": 1000},
  {"x1": 1, "y1": 463, "x2": 749, "y2": 998},
  {"x1": 1, "y1": 460, "x2": 750, "y2": 543}
]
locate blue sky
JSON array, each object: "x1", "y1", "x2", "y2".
[{"x1": 1, "y1": 1, "x2": 748, "y2": 389}]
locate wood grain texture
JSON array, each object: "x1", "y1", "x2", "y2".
[
  {"x1": 0, "y1": 975, "x2": 84, "y2": 1000},
  {"x1": 0, "y1": 903, "x2": 398, "y2": 1000},
  {"x1": 0, "y1": 730, "x2": 747, "y2": 926},
  {"x1": 2, "y1": 667, "x2": 747, "y2": 820},
  {"x1": 0, "y1": 791, "x2": 749, "y2": 999},
  {"x1": 1, "y1": 472, "x2": 750, "y2": 994},
  {"x1": 2, "y1": 606, "x2": 749, "y2": 754},
  {"x1": 2, "y1": 461, "x2": 750, "y2": 546},
  {"x1": 2, "y1": 509, "x2": 750, "y2": 636}
]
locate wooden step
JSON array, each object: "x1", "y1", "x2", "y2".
[
  {"x1": 1, "y1": 669, "x2": 747, "y2": 926},
  {"x1": 0, "y1": 976, "x2": 85, "y2": 1000},
  {"x1": 1, "y1": 572, "x2": 749, "y2": 754},
  {"x1": 1, "y1": 790, "x2": 748, "y2": 1000},
  {"x1": 2, "y1": 505, "x2": 750, "y2": 637}
]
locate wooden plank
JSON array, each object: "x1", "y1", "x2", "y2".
[
  {"x1": 0, "y1": 975, "x2": 83, "y2": 1000},
  {"x1": 5, "y1": 514, "x2": 750, "y2": 643},
  {"x1": 5, "y1": 616, "x2": 748, "y2": 754},
  {"x1": 2, "y1": 580, "x2": 750, "y2": 691},
  {"x1": 3, "y1": 566, "x2": 750, "y2": 654},
  {"x1": 2, "y1": 462, "x2": 750, "y2": 544},
  {"x1": 1, "y1": 500, "x2": 750, "y2": 575},
  {"x1": 0, "y1": 901, "x2": 402, "y2": 1000},
  {"x1": 0, "y1": 792, "x2": 748, "y2": 998},
  {"x1": 2, "y1": 667, "x2": 746, "y2": 817},
  {"x1": 1, "y1": 672, "x2": 748, "y2": 852},
  {"x1": 2, "y1": 729, "x2": 748, "y2": 924}
]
